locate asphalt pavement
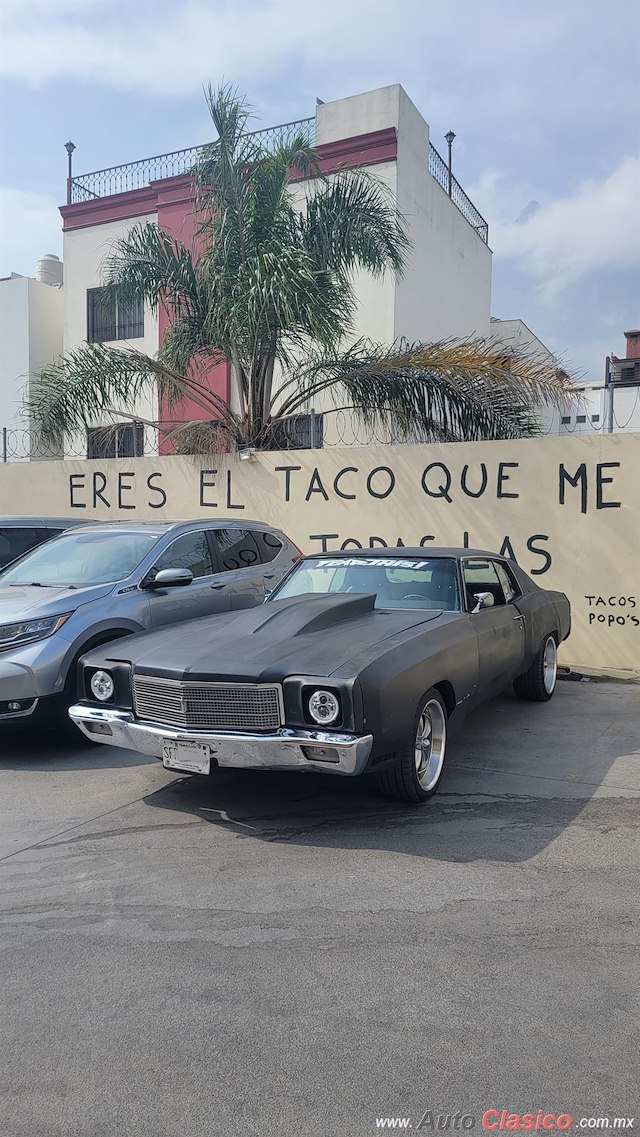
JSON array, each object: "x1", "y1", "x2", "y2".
[{"x1": 1, "y1": 680, "x2": 639, "y2": 1137}]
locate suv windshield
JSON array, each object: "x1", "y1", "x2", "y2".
[
  {"x1": 271, "y1": 556, "x2": 460, "y2": 611},
  {"x1": 0, "y1": 530, "x2": 160, "y2": 587}
]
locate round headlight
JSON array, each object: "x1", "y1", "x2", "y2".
[
  {"x1": 308, "y1": 689, "x2": 340, "y2": 726},
  {"x1": 90, "y1": 670, "x2": 114, "y2": 703}
]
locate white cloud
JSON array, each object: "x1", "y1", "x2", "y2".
[
  {"x1": 0, "y1": 0, "x2": 403, "y2": 95},
  {"x1": 0, "y1": 0, "x2": 632, "y2": 131},
  {"x1": 483, "y1": 157, "x2": 640, "y2": 297},
  {"x1": 0, "y1": 188, "x2": 62, "y2": 276}
]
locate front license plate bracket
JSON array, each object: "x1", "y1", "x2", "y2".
[{"x1": 162, "y1": 739, "x2": 211, "y2": 775}]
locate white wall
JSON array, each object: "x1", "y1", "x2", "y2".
[
  {"x1": 312, "y1": 86, "x2": 492, "y2": 443},
  {"x1": 316, "y1": 83, "x2": 405, "y2": 145},
  {"x1": 0, "y1": 277, "x2": 30, "y2": 447},
  {"x1": 557, "y1": 384, "x2": 640, "y2": 435},
  {"x1": 607, "y1": 385, "x2": 640, "y2": 432},
  {"x1": 0, "y1": 274, "x2": 64, "y2": 460},
  {"x1": 394, "y1": 88, "x2": 492, "y2": 343},
  {"x1": 490, "y1": 317, "x2": 560, "y2": 433},
  {"x1": 317, "y1": 85, "x2": 492, "y2": 345},
  {"x1": 63, "y1": 217, "x2": 159, "y2": 455}
]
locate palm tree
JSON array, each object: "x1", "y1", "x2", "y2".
[{"x1": 28, "y1": 85, "x2": 573, "y2": 451}]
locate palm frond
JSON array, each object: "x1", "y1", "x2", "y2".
[
  {"x1": 274, "y1": 338, "x2": 576, "y2": 442},
  {"x1": 26, "y1": 343, "x2": 238, "y2": 447},
  {"x1": 101, "y1": 222, "x2": 199, "y2": 321},
  {"x1": 300, "y1": 169, "x2": 409, "y2": 277}
]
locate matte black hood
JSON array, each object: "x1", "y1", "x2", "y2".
[{"x1": 95, "y1": 593, "x2": 446, "y2": 682}]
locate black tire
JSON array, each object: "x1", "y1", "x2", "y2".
[
  {"x1": 374, "y1": 688, "x2": 448, "y2": 803},
  {"x1": 514, "y1": 634, "x2": 558, "y2": 702}
]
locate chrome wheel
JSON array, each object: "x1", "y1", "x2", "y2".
[
  {"x1": 414, "y1": 699, "x2": 447, "y2": 791},
  {"x1": 543, "y1": 636, "x2": 557, "y2": 694}
]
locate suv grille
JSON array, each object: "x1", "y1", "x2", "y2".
[{"x1": 132, "y1": 677, "x2": 283, "y2": 732}]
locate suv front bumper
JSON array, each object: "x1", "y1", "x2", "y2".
[{"x1": 68, "y1": 704, "x2": 374, "y2": 776}]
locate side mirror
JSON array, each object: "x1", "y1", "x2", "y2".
[
  {"x1": 144, "y1": 568, "x2": 194, "y2": 590},
  {"x1": 472, "y1": 591, "x2": 494, "y2": 613}
]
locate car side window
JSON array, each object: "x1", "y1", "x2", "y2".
[
  {"x1": 213, "y1": 528, "x2": 261, "y2": 571},
  {"x1": 0, "y1": 527, "x2": 40, "y2": 567},
  {"x1": 494, "y1": 561, "x2": 521, "y2": 603},
  {"x1": 252, "y1": 529, "x2": 283, "y2": 564},
  {"x1": 462, "y1": 559, "x2": 506, "y2": 610},
  {"x1": 148, "y1": 531, "x2": 214, "y2": 580}
]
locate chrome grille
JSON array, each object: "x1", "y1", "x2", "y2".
[{"x1": 132, "y1": 677, "x2": 283, "y2": 732}]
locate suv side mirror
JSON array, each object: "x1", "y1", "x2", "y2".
[
  {"x1": 472, "y1": 591, "x2": 494, "y2": 613},
  {"x1": 144, "y1": 568, "x2": 194, "y2": 590}
]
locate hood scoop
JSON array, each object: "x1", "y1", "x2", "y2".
[{"x1": 255, "y1": 593, "x2": 377, "y2": 639}]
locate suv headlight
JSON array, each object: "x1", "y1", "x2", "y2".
[
  {"x1": 89, "y1": 670, "x2": 115, "y2": 703},
  {"x1": 307, "y1": 689, "x2": 341, "y2": 726},
  {"x1": 0, "y1": 613, "x2": 71, "y2": 651}
]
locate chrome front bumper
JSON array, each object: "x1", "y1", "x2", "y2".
[{"x1": 68, "y1": 705, "x2": 374, "y2": 776}]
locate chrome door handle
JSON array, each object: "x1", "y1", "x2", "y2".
[
  {"x1": 210, "y1": 583, "x2": 227, "y2": 590},
  {"x1": 513, "y1": 614, "x2": 525, "y2": 621}
]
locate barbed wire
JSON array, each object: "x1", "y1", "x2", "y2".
[
  {"x1": 0, "y1": 417, "x2": 438, "y2": 462},
  {"x1": 3, "y1": 404, "x2": 636, "y2": 463}
]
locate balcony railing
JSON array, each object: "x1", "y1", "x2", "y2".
[
  {"x1": 69, "y1": 118, "x2": 315, "y2": 203},
  {"x1": 428, "y1": 142, "x2": 489, "y2": 244},
  {"x1": 69, "y1": 121, "x2": 488, "y2": 245}
]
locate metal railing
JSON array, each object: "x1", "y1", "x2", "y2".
[
  {"x1": 70, "y1": 119, "x2": 316, "y2": 203},
  {"x1": 428, "y1": 142, "x2": 489, "y2": 244}
]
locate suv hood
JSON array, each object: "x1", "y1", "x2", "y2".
[{"x1": 0, "y1": 582, "x2": 117, "y2": 623}]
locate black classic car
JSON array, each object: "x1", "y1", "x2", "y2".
[{"x1": 69, "y1": 548, "x2": 571, "y2": 803}]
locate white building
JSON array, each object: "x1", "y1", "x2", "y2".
[
  {"x1": 0, "y1": 256, "x2": 64, "y2": 460},
  {"x1": 550, "y1": 330, "x2": 640, "y2": 436},
  {"x1": 59, "y1": 84, "x2": 493, "y2": 454},
  {"x1": 488, "y1": 321, "x2": 640, "y2": 436},
  {"x1": 489, "y1": 317, "x2": 561, "y2": 434}
]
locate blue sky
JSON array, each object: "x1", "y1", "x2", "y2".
[{"x1": 0, "y1": 0, "x2": 638, "y2": 379}]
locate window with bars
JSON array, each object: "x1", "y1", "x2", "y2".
[
  {"x1": 87, "y1": 423, "x2": 144, "y2": 459},
  {"x1": 268, "y1": 412, "x2": 324, "y2": 450},
  {"x1": 87, "y1": 287, "x2": 144, "y2": 342}
]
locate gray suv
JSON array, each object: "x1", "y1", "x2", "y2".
[{"x1": 0, "y1": 519, "x2": 300, "y2": 727}]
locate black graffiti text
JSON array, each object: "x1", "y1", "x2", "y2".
[{"x1": 308, "y1": 532, "x2": 553, "y2": 575}]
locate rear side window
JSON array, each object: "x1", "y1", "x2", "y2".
[
  {"x1": 214, "y1": 528, "x2": 261, "y2": 571},
  {"x1": 494, "y1": 561, "x2": 521, "y2": 602},
  {"x1": 148, "y1": 531, "x2": 214, "y2": 580},
  {"x1": 0, "y1": 527, "x2": 41, "y2": 567},
  {"x1": 253, "y1": 529, "x2": 283, "y2": 564}
]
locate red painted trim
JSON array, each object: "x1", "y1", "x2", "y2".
[
  {"x1": 314, "y1": 127, "x2": 397, "y2": 176},
  {"x1": 60, "y1": 128, "x2": 398, "y2": 231},
  {"x1": 60, "y1": 186, "x2": 158, "y2": 231}
]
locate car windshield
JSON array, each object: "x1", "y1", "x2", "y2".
[
  {"x1": 271, "y1": 556, "x2": 460, "y2": 611},
  {"x1": 0, "y1": 530, "x2": 160, "y2": 587}
]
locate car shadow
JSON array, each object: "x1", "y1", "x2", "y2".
[
  {"x1": 141, "y1": 681, "x2": 640, "y2": 863},
  {"x1": 0, "y1": 724, "x2": 155, "y2": 770}
]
